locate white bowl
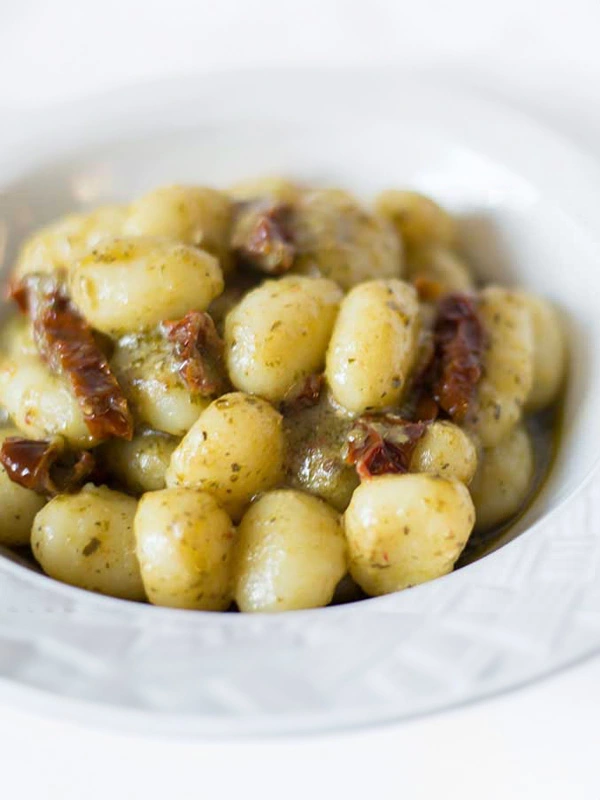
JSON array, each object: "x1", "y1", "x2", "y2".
[{"x1": 1, "y1": 70, "x2": 599, "y2": 737}]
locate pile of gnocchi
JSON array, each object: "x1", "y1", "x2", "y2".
[{"x1": 0, "y1": 179, "x2": 566, "y2": 612}]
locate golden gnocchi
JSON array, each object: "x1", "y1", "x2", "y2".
[
  {"x1": 325, "y1": 279, "x2": 420, "y2": 414},
  {"x1": 31, "y1": 485, "x2": 144, "y2": 600},
  {"x1": 225, "y1": 275, "x2": 342, "y2": 403},
  {"x1": 135, "y1": 488, "x2": 236, "y2": 610},
  {"x1": 166, "y1": 392, "x2": 285, "y2": 520},
  {"x1": 345, "y1": 474, "x2": 475, "y2": 595},
  {"x1": 0, "y1": 180, "x2": 564, "y2": 612},
  {"x1": 234, "y1": 489, "x2": 347, "y2": 612},
  {"x1": 69, "y1": 236, "x2": 223, "y2": 334}
]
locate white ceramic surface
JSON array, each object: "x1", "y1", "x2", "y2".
[{"x1": 0, "y1": 70, "x2": 599, "y2": 737}]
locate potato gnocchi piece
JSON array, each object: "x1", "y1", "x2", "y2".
[
  {"x1": 470, "y1": 424, "x2": 534, "y2": 532},
  {"x1": 225, "y1": 275, "x2": 342, "y2": 403},
  {"x1": 326, "y1": 279, "x2": 420, "y2": 414},
  {"x1": 467, "y1": 287, "x2": 534, "y2": 448},
  {"x1": 294, "y1": 189, "x2": 403, "y2": 289},
  {"x1": 410, "y1": 421, "x2": 478, "y2": 485},
  {"x1": 135, "y1": 488, "x2": 236, "y2": 610},
  {"x1": 69, "y1": 236, "x2": 223, "y2": 335},
  {"x1": 406, "y1": 245, "x2": 474, "y2": 295},
  {"x1": 13, "y1": 205, "x2": 128, "y2": 281},
  {"x1": 517, "y1": 293, "x2": 567, "y2": 412},
  {"x1": 375, "y1": 190, "x2": 456, "y2": 251},
  {"x1": 31, "y1": 485, "x2": 144, "y2": 600},
  {"x1": 234, "y1": 489, "x2": 347, "y2": 612},
  {"x1": 0, "y1": 355, "x2": 96, "y2": 447},
  {"x1": 345, "y1": 474, "x2": 475, "y2": 596},
  {"x1": 100, "y1": 429, "x2": 179, "y2": 494},
  {"x1": 0, "y1": 427, "x2": 47, "y2": 546},
  {"x1": 166, "y1": 392, "x2": 285, "y2": 520},
  {"x1": 111, "y1": 331, "x2": 209, "y2": 437},
  {"x1": 228, "y1": 177, "x2": 302, "y2": 205},
  {"x1": 124, "y1": 185, "x2": 233, "y2": 273}
]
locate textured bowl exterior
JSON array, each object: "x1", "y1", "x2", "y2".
[{"x1": 0, "y1": 71, "x2": 599, "y2": 736}]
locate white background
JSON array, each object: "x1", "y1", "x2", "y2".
[{"x1": 1, "y1": 0, "x2": 600, "y2": 796}]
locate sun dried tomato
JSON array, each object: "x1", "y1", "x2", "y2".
[
  {"x1": 431, "y1": 294, "x2": 485, "y2": 422},
  {"x1": 162, "y1": 310, "x2": 226, "y2": 396},
  {"x1": 346, "y1": 414, "x2": 428, "y2": 481},
  {"x1": 13, "y1": 276, "x2": 133, "y2": 440},
  {"x1": 408, "y1": 293, "x2": 484, "y2": 424},
  {"x1": 0, "y1": 436, "x2": 95, "y2": 496},
  {"x1": 231, "y1": 200, "x2": 295, "y2": 274}
]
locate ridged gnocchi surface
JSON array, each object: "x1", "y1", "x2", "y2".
[{"x1": 0, "y1": 180, "x2": 563, "y2": 612}]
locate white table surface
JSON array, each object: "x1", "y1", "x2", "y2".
[{"x1": 1, "y1": 0, "x2": 600, "y2": 796}]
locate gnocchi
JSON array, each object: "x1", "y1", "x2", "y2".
[
  {"x1": 111, "y1": 331, "x2": 210, "y2": 437},
  {"x1": 469, "y1": 424, "x2": 535, "y2": 532},
  {"x1": 0, "y1": 355, "x2": 97, "y2": 447},
  {"x1": 375, "y1": 190, "x2": 456, "y2": 251},
  {"x1": 69, "y1": 236, "x2": 223, "y2": 334},
  {"x1": 467, "y1": 287, "x2": 535, "y2": 448},
  {"x1": 225, "y1": 275, "x2": 342, "y2": 403},
  {"x1": 13, "y1": 205, "x2": 128, "y2": 281},
  {"x1": 345, "y1": 474, "x2": 475, "y2": 595},
  {"x1": 0, "y1": 179, "x2": 564, "y2": 612},
  {"x1": 124, "y1": 185, "x2": 233, "y2": 273},
  {"x1": 410, "y1": 421, "x2": 478, "y2": 485},
  {"x1": 326, "y1": 279, "x2": 420, "y2": 414},
  {"x1": 517, "y1": 292, "x2": 567, "y2": 412},
  {"x1": 99, "y1": 429, "x2": 179, "y2": 494},
  {"x1": 31, "y1": 485, "x2": 145, "y2": 600},
  {"x1": 294, "y1": 189, "x2": 403, "y2": 289},
  {"x1": 234, "y1": 489, "x2": 347, "y2": 612},
  {"x1": 135, "y1": 488, "x2": 236, "y2": 610},
  {"x1": 406, "y1": 245, "x2": 474, "y2": 296},
  {"x1": 166, "y1": 392, "x2": 285, "y2": 520}
]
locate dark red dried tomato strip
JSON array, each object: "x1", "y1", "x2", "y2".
[
  {"x1": 16, "y1": 276, "x2": 133, "y2": 440},
  {"x1": 280, "y1": 373, "x2": 324, "y2": 414},
  {"x1": 231, "y1": 200, "x2": 295, "y2": 274},
  {"x1": 346, "y1": 414, "x2": 428, "y2": 481},
  {"x1": 0, "y1": 436, "x2": 95, "y2": 496},
  {"x1": 407, "y1": 293, "x2": 484, "y2": 424},
  {"x1": 431, "y1": 294, "x2": 484, "y2": 423},
  {"x1": 162, "y1": 310, "x2": 227, "y2": 396}
]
